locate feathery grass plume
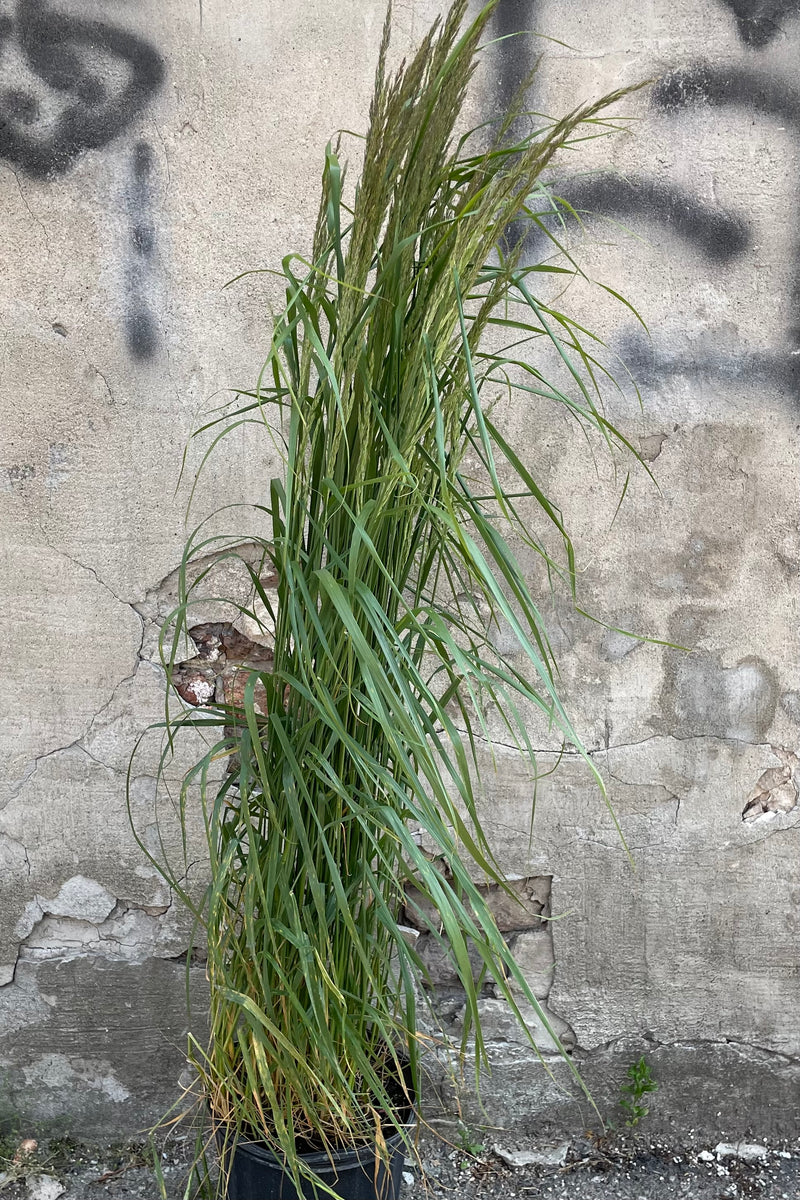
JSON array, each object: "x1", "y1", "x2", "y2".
[{"x1": 131, "y1": 1, "x2": 646, "y2": 1194}]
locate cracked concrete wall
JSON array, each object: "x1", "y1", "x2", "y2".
[
  {"x1": 1, "y1": 0, "x2": 799, "y2": 1139},
  {"x1": 433, "y1": 0, "x2": 800, "y2": 1138},
  {"x1": 0, "y1": 0, "x2": 391, "y2": 1135}
]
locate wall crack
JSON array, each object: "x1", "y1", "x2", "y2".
[
  {"x1": 5, "y1": 163, "x2": 52, "y2": 256},
  {"x1": 577, "y1": 1033, "x2": 800, "y2": 1067}
]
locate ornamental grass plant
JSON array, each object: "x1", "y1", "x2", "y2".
[{"x1": 133, "y1": 1, "x2": 643, "y2": 1194}]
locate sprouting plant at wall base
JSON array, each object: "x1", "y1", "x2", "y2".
[
  {"x1": 130, "y1": 0, "x2": 646, "y2": 1195},
  {"x1": 456, "y1": 1120, "x2": 487, "y2": 1160},
  {"x1": 619, "y1": 1057, "x2": 658, "y2": 1127}
]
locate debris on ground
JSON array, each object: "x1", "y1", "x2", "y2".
[
  {"x1": 714, "y1": 1142, "x2": 770, "y2": 1163},
  {"x1": 0, "y1": 1126, "x2": 798, "y2": 1198},
  {"x1": 25, "y1": 1178, "x2": 65, "y2": 1200},
  {"x1": 404, "y1": 1127, "x2": 800, "y2": 1200},
  {"x1": 492, "y1": 1142, "x2": 571, "y2": 1168}
]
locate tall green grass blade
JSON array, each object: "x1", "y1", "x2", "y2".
[{"x1": 130, "y1": 1, "x2": 645, "y2": 1193}]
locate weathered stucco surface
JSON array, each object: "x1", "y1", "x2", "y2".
[{"x1": 1, "y1": 0, "x2": 798, "y2": 1137}]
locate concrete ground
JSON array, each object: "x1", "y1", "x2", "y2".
[{"x1": 1, "y1": 1127, "x2": 798, "y2": 1200}]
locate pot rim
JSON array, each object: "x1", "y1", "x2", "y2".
[{"x1": 227, "y1": 1118, "x2": 414, "y2": 1172}]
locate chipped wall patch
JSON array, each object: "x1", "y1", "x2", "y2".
[
  {"x1": 21, "y1": 1053, "x2": 130, "y2": 1103},
  {"x1": 34, "y1": 876, "x2": 117, "y2": 925},
  {"x1": 742, "y1": 748, "x2": 800, "y2": 822}
]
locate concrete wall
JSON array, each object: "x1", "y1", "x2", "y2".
[{"x1": 0, "y1": 0, "x2": 798, "y2": 1138}]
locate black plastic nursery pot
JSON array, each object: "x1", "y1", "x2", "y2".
[{"x1": 224, "y1": 1127, "x2": 408, "y2": 1200}]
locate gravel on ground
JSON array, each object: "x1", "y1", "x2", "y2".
[{"x1": 1, "y1": 1125, "x2": 798, "y2": 1199}]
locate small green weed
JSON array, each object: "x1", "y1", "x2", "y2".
[
  {"x1": 619, "y1": 1056, "x2": 658, "y2": 1127},
  {"x1": 456, "y1": 1121, "x2": 486, "y2": 1160}
]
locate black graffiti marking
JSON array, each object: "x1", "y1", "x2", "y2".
[
  {"x1": 491, "y1": 11, "x2": 751, "y2": 266},
  {"x1": 3, "y1": 86, "x2": 38, "y2": 123},
  {"x1": 718, "y1": 0, "x2": 800, "y2": 46},
  {"x1": 125, "y1": 140, "x2": 159, "y2": 361},
  {"x1": 542, "y1": 175, "x2": 749, "y2": 263},
  {"x1": 0, "y1": 0, "x2": 164, "y2": 178},
  {"x1": 621, "y1": 332, "x2": 800, "y2": 392},
  {"x1": 130, "y1": 139, "x2": 156, "y2": 258},
  {"x1": 125, "y1": 306, "x2": 158, "y2": 360},
  {"x1": 655, "y1": 64, "x2": 800, "y2": 349},
  {"x1": 490, "y1": 4, "x2": 544, "y2": 254},
  {"x1": 655, "y1": 63, "x2": 800, "y2": 124},
  {"x1": 493, "y1": 4, "x2": 800, "y2": 397},
  {"x1": 131, "y1": 137, "x2": 155, "y2": 185},
  {"x1": 491, "y1": 0, "x2": 539, "y2": 116}
]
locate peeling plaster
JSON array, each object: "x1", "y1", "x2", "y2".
[
  {"x1": 409, "y1": 875, "x2": 577, "y2": 1057},
  {"x1": 742, "y1": 746, "x2": 800, "y2": 822},
  {"x1": 0, "y1": 550, "x2": 213, "y2": 989},
  {"x1": 638, "y1": 432, "x2": 668, "y2": 461},
  {"x1": 18, "y1": 902, "x2": 176, "y2": 967},
  {"x1": 29, "y1": 875, "x2": 117, "y2": 927},
  {"x1": 1, "y1": 869, "x2": 186, "y2": 990}
]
